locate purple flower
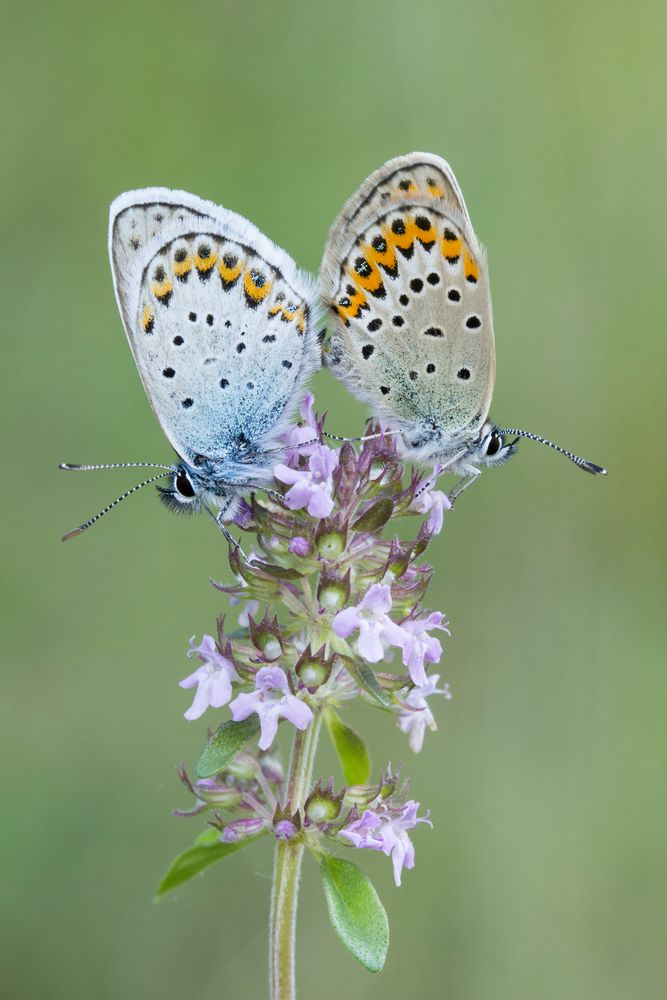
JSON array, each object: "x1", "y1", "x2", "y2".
[
  {"x1": 288, "y1": 535, "x2": 312, "y2": 557},
  {"x1": 339, "y1": 800, "x2": 432, "y2": 886},
  {"x1": 229, "y1": 596, "x2": 261, "y2": 628},
  {"x1": 179, "y1": 635, "x2": 240, "y2": 721},
  {"x1": 283, "y1": 393, "x2": 320, "y2": 464},
  {"x1": 274, "y1": 445, "x2": 338, "y2": 519},
  {"x1": 230, "y1": 666, "x2": 314, "y2": 751},
  {"x1": 333, "y1": 583, "x2": 404, "y2": 663},
  {"x1": 398, "y1": 674, "x2": 451, "y2": 752},
  {"x1": 410, "y1": 471, "x2": 451, "y2": 534},
  {"x1": 394, "y1": 611, "x2": 450, "y2": 686},
  {"x1": 274, "y1": 819, "x2": 299, "y2": 840}
]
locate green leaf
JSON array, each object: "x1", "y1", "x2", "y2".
[
  {"x1": 319, "y1": 857, "x2": 389, "y2": 972},
  {"x1": 338, "y1": 655, "x2": 393, "y2": 709},
  {"x1": 352, "y1": 498, "x2": 394, "y2": 533},
  {"x1": 195, "y1": 716, "x2": 260, "y2": 779},
  {"x1": 155, "y1": 833, "x2": 266, "y2": 898},
  {"x1": 325, "y1": 708, "x2": 372, "y2": 785}
]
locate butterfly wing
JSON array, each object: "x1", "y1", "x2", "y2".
[
  {"x1": 110, "y1": 189, "x2": 320, "y2": 469},
  {"x1": 320, "y1": 153, "x2": 495, "y2": 454}
]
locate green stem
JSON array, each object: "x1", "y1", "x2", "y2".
[{"x1": 269, "y1": 711, "x2": 322, "y2": 1000}]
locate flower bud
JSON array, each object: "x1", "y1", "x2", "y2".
[
  {"x1": 221, "y1": 817, "x2": 267, "y2": 843},
  {"x1": 248, "y1": 612, "x2": 284, "y2": 661},
  {"x1": 295, "y1": 644, "x2": 334, "y2": 691},
  {"x1": 316, "y1": 524, "x2": 347, "y2": 561},
  {"x1": 305, "y1": 778, "x2": 344, "y2": 823},
  {"x1": 193, "y1": 778, "x2": 243, "y2": 810},
  {"x1": 317, "y1": 568, "x2": 351, "y2": 611}
]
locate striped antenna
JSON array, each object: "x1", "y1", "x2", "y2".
[
  {"x1": 61, "y1": 471, "x2": 172, "y2": 540},
  {"x1": 499, "y1": 429, "x2": 607, "y2": 475},
  {"x1": 59, "y1": 461, "x2": 174, "y2": 472}
]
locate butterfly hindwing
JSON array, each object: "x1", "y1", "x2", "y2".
[
  {"x1": 110, "y1": 190, "x2": 320, "y2": 469},
  {"x1": 320, "y1": 154, "x2": 496, "y2": 449}
]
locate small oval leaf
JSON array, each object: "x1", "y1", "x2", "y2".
[
  {"x1": 319, "y1": 857, "x2": 389, "y2": 972},
  {"x1": 325, "y1": 708, "x2": 372, "y2": 786},
  {"x1": 156, "y1": 833, "x2": 266, "y2": 898},
  {"x1": 352, "y1": 498, "x2": 394, "y2": 533},
  {"x1": 195, "y1": 716, "x2": 260, "y2": 779},
  {"x1": 338, "y1": 655, "x2": 393, "y2": 709}
]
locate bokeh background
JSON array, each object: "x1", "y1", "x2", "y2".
[{"x1": 3, "y1": 1, "x2": 665, "y2": 997}]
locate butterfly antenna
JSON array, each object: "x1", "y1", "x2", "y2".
[
  {"x1": 499, "y1": 429, "x2": 607, "y2": 475},
  {"x1": 61, "y1": 471, "x2": 172, "y2": 540},
  {"x1": 59, "y1": 461, "x2": 174, "y2": 472}
]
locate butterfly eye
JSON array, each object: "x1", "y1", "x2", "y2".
[
  {"x1": 485, "y1": 432, "x2": 502, "y2": 457},
  {"x1": 175, "y1": 470, "x2": 196, "y2": 498}
]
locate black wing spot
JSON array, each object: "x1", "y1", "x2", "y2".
[
  {"x1": 247, "y1": 381, "x2": 254, "y2": 389},
  {"x1": 173, "y1": 335, "x2": 184, "y2": 345},
  {"x1": 198, "y1": 244, "x2": 210, "y2": 258},
  {"x1": 391, "y1": 218, "x2": 406, "y2": 235},
  {"x1": 282, "y1": 360, "x2": 293, "y2": 369},
  {"x1": 162, "y1": 367, "x2": 175, "y2": 378},
  {"x1": 426, "y1": 363, "x2": 436, "y2": 374},
  {"x1": 392, "y1": 315, "x2": 404, "y2": 327},
  {"x1": 362, "y1": 344, "x2": 375, "y2": 359},
  {"x1": 415, "y1": 215, "x2": 431, "y2": 231},
  {"x1": 182, "y1": 398, "x2": 194, "y2": 408},
  {"x1": 206, "y1": 314, "x2": 214, "y2": 326},
  {"x1": 367, "y1": 318, "x2": 382, "y2": 332},
  {"x1": 263, "y1": 334, "x2": 276, "y2": 343},
  {"x1": 398, "y1": 179, "x2": 412, "y2": 191},
  {"x1": 410, "y1": 278, "x2": 423, "y2": 293},
  {"x1": 427, "y1": 272, "x2": 440, "y2": 285},
  {"x1": 409, "y1": 370, "x2": 418, "y2": 381},
  {"x1": 424, "y1": 327, "x2": 443, "y2": 337},
  {"x1": 236, "y1": 342, "x2": 246, "y2": 353},
  {"x1": 448, "y1": 289, "x2": 461, "y2": 302},
  {"x1": 220, "y1": 378, "x2": 229, "y2": 388},
  {"x1": 466, "y1": 315, "x2": 481, "y2": 329},
  {"x1": 174, "y1": 248, "x2": 187, "y2": 263},
  {"x1": 154, "y1": 265, "x2": 166, "y2": 282},
  {"x1": 189, "y1": 312, "x2": 197, "y2": 322},
  {"x1": 380, "y1": 385, "x2": 390, "y2": 394},
  {"x1": 457, "y1": 367, "x2": 471, "y2": 380},
  {"x1": 224, "y1": 320, "x2": 232, "y2": 328},
  {"x1": 399, "y1": 293, "x2": 409, "y2": 306}
]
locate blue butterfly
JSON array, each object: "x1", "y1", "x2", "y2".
[{"x1": 61, "y1": 189, "x2": 321, "y2": 546}]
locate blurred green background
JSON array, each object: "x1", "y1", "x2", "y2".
[{"x1": 3, "y1": 1, "x2": 665, "y2": 997}]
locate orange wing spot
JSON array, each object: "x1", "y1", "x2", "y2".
[
  {"x1": 218, "y1": 256, "x2": 244, "y2": 286},
  {"x1": 268, "y1": 302, "x2": 283, "y2": 317},
  {"x1": 463, "y1": 250, "x2": 480, "y2": 283},
  {"x1": 347, "y1": 254, "x2": 384, "y2": 295},
  {"x1": 368, "y1": 230, "x2": 398, "y2": 275},
  {"x1": 387, "y1": 217, "x2": 415, "y2": 255},
  {"x1": 441, "y1": 227, "x2": 462, "y2": 263},
  {"x1": 173, "y1": 255, "x2": 192, "y2": 279},
  {"x1": 152, "y1": 279, "x2": 173, "y2": 302},
  {"x1": 427, "y1": 183, "x2": 445, "y2": 198},
  {"x1": 243, "y1": 269, "x2": 272, "y2": 302},
  {"x1": 194, "y1": 250, "x2": 217, "y2": 273},
  {"x1": 413, "y1": 215, "x2": 437, "y2": 246},
  {"x1": 335, "y1": 284, "x2": 368, "y2": 324},
  {"x1": 142, "y1": 306, "x2": 155, "y2": 332},
  {"x1": 295, "y1": 307, "x2": 306, "y2": 334}
]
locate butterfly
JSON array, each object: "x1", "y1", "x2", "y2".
[
  {"x1": 319, "y1": 152, "x2": 606, "y2": 499},
  {"x1": 61, "y1": 188, "x2": 321, "y2": 545}
]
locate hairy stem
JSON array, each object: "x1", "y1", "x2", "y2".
[{"x1": 269, "y1": 711, "x2": 322, "y2": 1000}]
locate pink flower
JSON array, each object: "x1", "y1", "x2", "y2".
[
  {"x1": 274, "y1": 445, "x2": 338, "y2": 519},
  {"x1": 333, "y1": 583, "x2": 404, "y2": 663},
  {"x1": 230, "y1": 666, "x2": 313, "y2": 750},
  {"x1": 410, "y1": 470, "x2": 451, "y2": 534},
  {"x1": 398, "y1": 674, "x2": 451, "y2": 752},
  {"x1": 283, "y1": 393, "x2": 321, "y2": 464},
  {"x1": 288, "y1": 536, "x2": 312, "y2": 557},
  {"x1": 179, "y1": 635, "x2": 240, "y2": 721},
  {"x1": 394, "y1": 611, "x2": 450, "y2": 686},
  {"x1": 339, "y1": 800, "x2": 432, "y2": 886}
]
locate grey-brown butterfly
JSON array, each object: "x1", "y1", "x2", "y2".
[{"x1": 319, "y1": 152, "x2": 605, "y2": 498}]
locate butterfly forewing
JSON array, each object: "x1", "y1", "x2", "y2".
[
  {"x1": 110, "y1": 190, "x2": 319, "y2": 467},
  {"x1": 320, "y1": 154, "x2": 496, "y2": 450}
]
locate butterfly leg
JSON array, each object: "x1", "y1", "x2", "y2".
[
  {"x1": 447, "y1": 468, "x2": 481, "y2": 505},
  {"x1": 213, "y1": 510, "x2": 250, "y2": 562}
]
